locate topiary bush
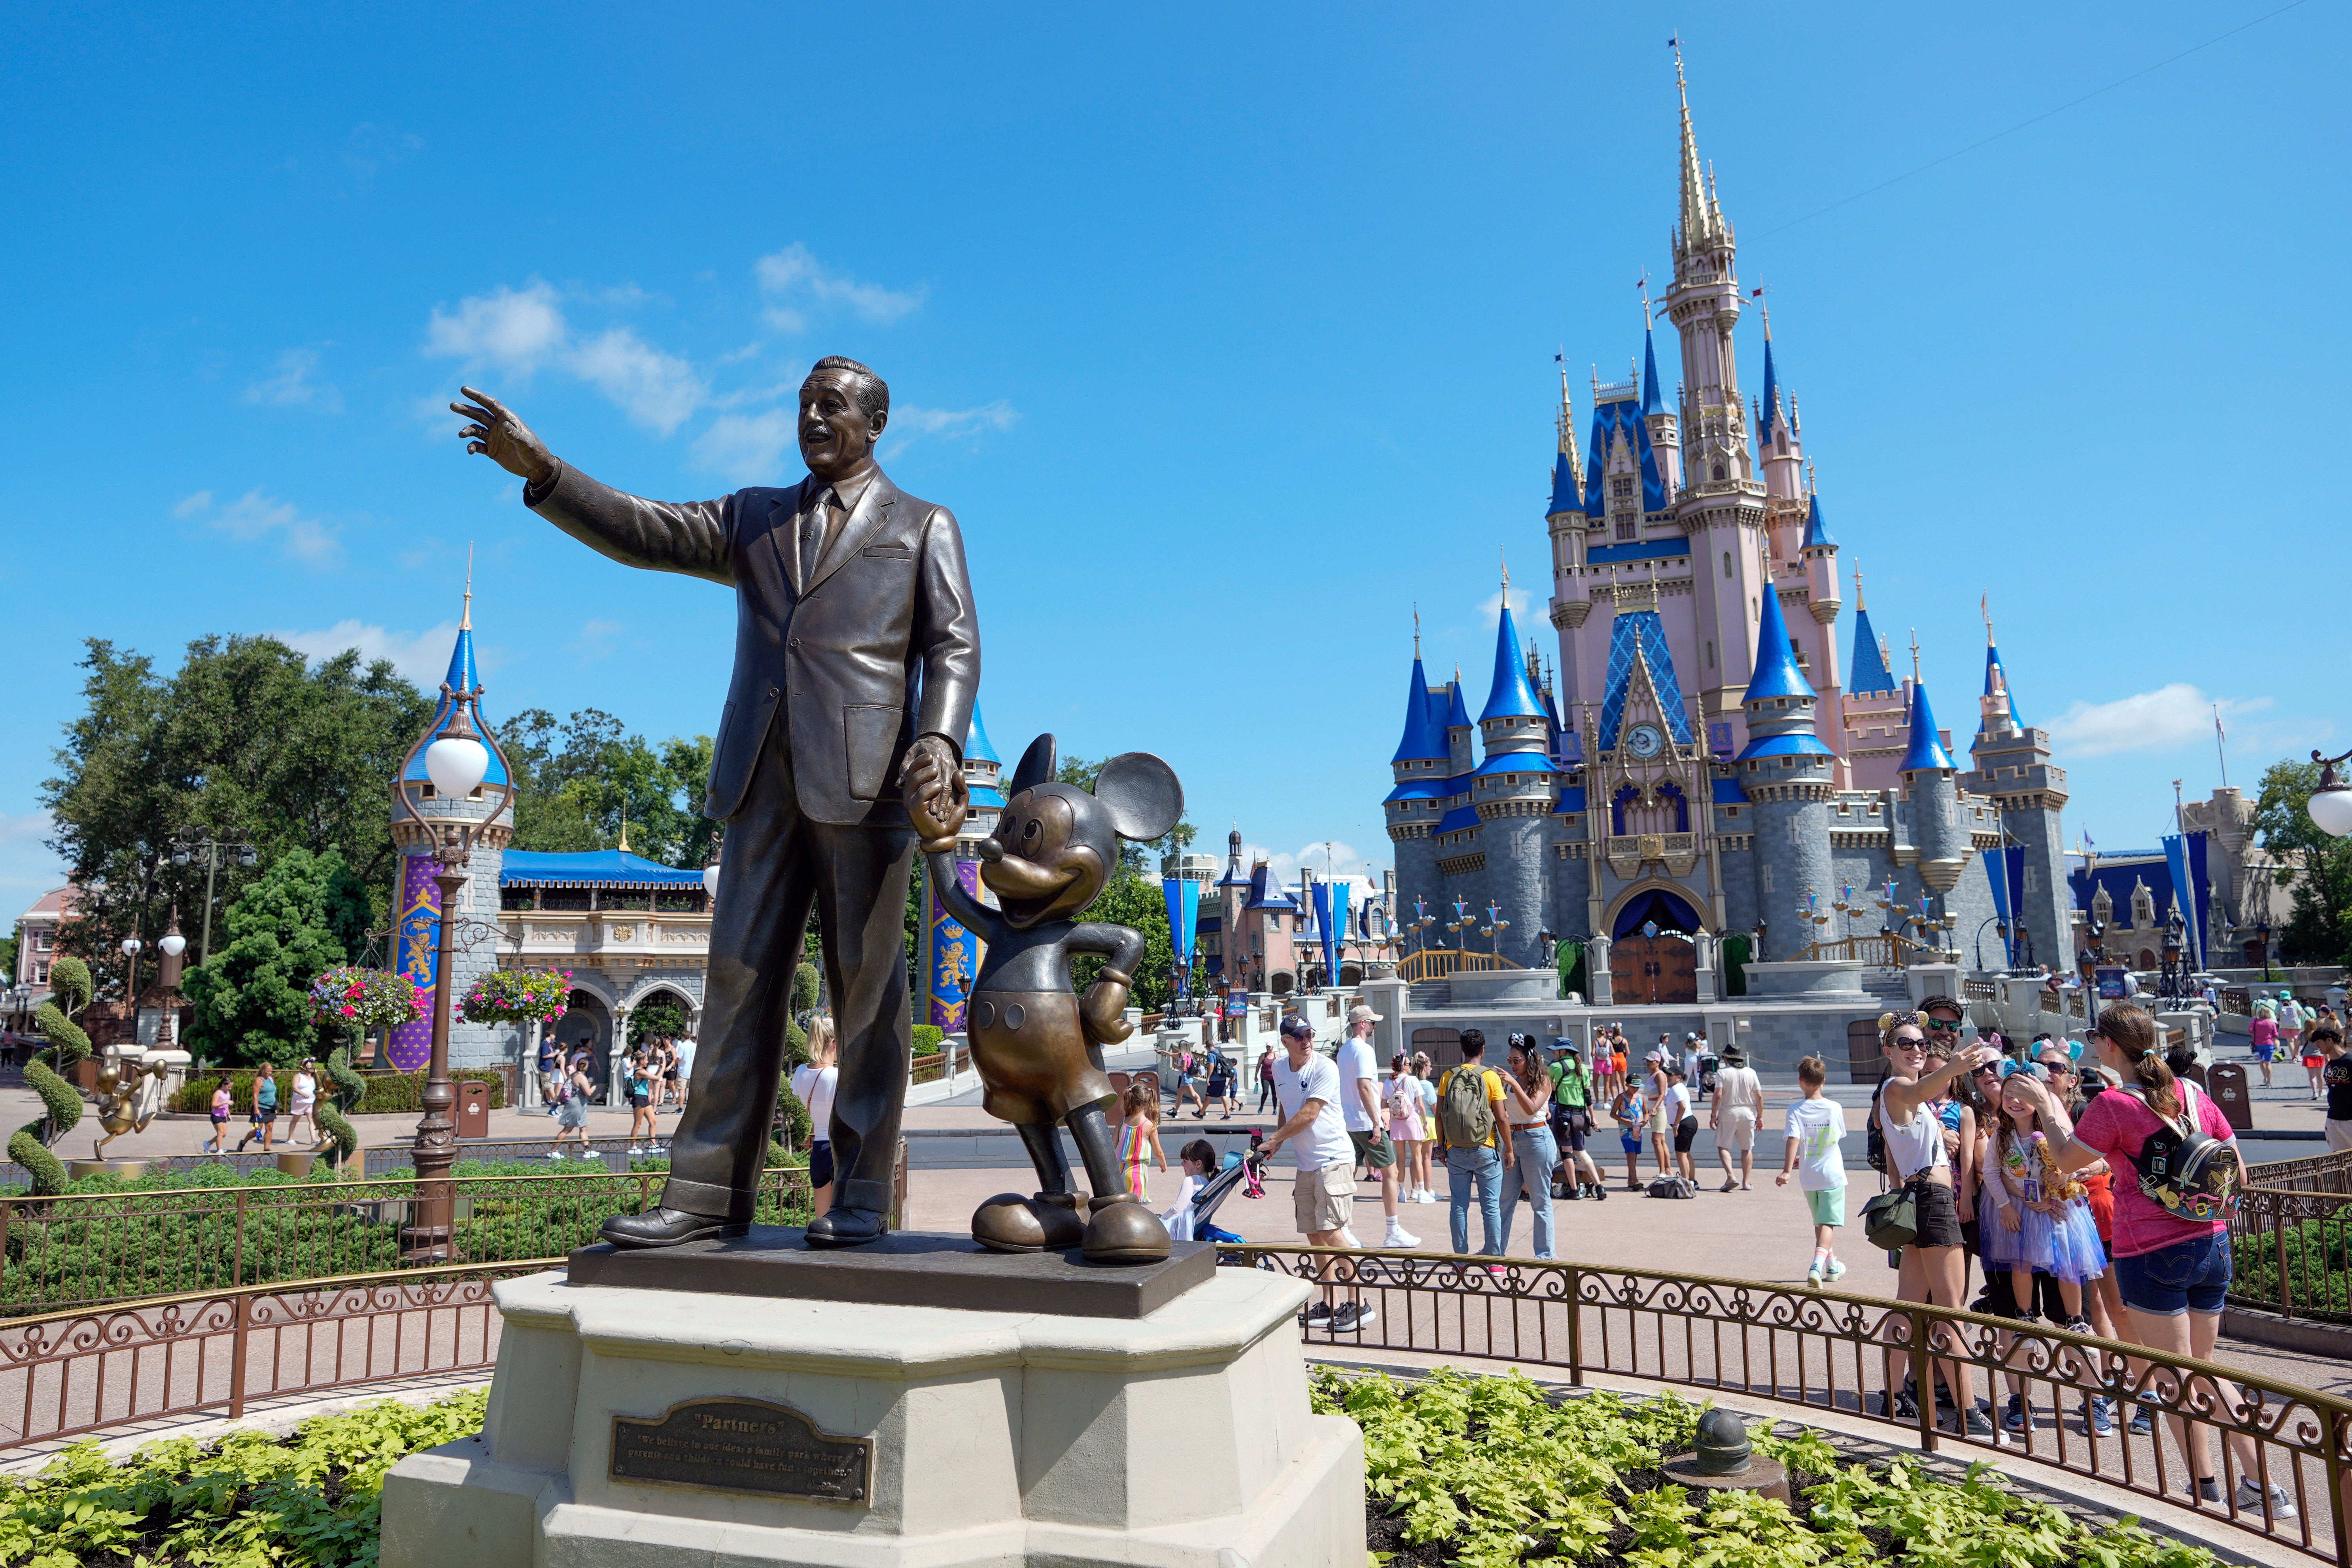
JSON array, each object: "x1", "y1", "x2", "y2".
[
  {"x1": 911, "y1": 1024, "x2": 944, "y2": 1056},
  {"x1": 174, "y1": 1066, "x2": 507, "y2": 1116},
  {"x1": 8, "y1": 955, "x2": 93, "y2": 1195},
  {"x1": 314, "y1": 1045, "x2": 366, "y2": 1171}
]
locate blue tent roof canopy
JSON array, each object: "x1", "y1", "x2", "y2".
[{"x1": 500, "y1": 849, "x2": 706, "y2": 889}]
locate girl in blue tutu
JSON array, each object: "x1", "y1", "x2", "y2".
[{"x1": 1984, "y1": 1073, "x2": 2105, "y2": 1333}]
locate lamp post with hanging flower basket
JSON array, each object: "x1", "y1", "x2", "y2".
[{"x1": 464, "y1": 969, "x2": 573, "y2": 1102}]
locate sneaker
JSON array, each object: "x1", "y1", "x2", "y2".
[
  {"x1": 1592, "y1": 1182, "x2": 1607, "y2": 1202},
  {"x1": 2003, "y1": 1394, "x2": 2030, "y2": 1434},
  {"x1": 1382, "y1": 1222, "x2": 1420, "y2": 1249},
  {"x1": 2237, "y1": 1479, "x2": 2298, "y2": 1519},
  {"x1": 548, "y1": 1150, "x2": 567, "y2": 1160},
  {"x1": 2130, "y1": 1392, "x2": 2159, "y2": 1436},
  {"x1": 1304, "y1": 1302, "x2": 1333, "y2": 1324},
  {"x1": 2086, "y1": 1396, "x2": 2115, "y2": 1436},
  {"x1": 1825, "y1": 1258, "x2": 1846, "y2": 1280},
  {"x1": 627, "y1": 1145, "x2": 644, "y2": 1155},
  {"x1": 1805, "y1": 1263, "x2": 1823, "y2": 1288},
  {"x1": 1889, "y1": 1389, "x2": 1920, "y2": 1421},
  {"x1": 2193, "y1": 1476, "x2": 2223, "y2": 1505},
  {"x1": 2060, "y1": 1317, "x2": 2093, "y2": 1337},
  {"x1": 1944, "y1": 1408, "x2": 2001, "y2": 1441},
  {"x1": 1329, "y1": 1302, "x2": 1376, "y2": 1333}
]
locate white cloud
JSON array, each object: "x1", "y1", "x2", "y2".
[
  {"x1": 568, "y1": 619, "x2": 625, "y2": 661},
  {"x1": 425, "y1": 279, "x2": 568, "y2": 373},
  {"x1": 243, "y1": 346, "x2": 342, "y2": 412},
  {"x1": 275, "y1": 620, "x2": 461, "y2": 686},
  {"x1": 1475, "y1": 583, "x2": 1535, "y2": 624},
  {"x1": 2042, "y1": 683, "x2": 2273, "y2": 758},
  {"x1": 1244, "y1": 839, "x2": 1369, "y2": 887},
  {"x1": 567, "y1": 327, "x2": 705, "y2": 436},
  {"x1": 692, "y1": 409, "x2": 798, "y2": 484},
  {"x1": 172, "y1": 490, "x2": 214, "y2": 518},
  {"x1": 425, "y1": 279, "x2": 706, "y2": 434},
  {"x1": 754, "y1": 243, "x2": 925, "y2": 325},
  {"x1": 881, "y1": 399, "x2": 1019, "y2": 457},
  {"x1": 210, "y1": 489, "x2": 340, "y2": 567}
]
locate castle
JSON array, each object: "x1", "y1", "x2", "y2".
[{"x1": 1382, "y1": 55, "x2": 2074, "y2": 1005}]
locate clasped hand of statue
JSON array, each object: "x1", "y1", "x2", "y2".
[{"x1": 902, "y1": 738, "x2": 968, "y2": 852}]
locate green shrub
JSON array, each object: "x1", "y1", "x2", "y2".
[
  {"x1": 2231, "y1": 1212, "x2": 2352, "y2": 1319},
  {"x1": 0, "y1": 1387, "x2": 489, "y2": 1567},
  {"x1": 9, "y1": 957, "x2": 93, "y2": 1196},
  {"x1": 314, "y1": 1045, "x2": 366, "y2": 1170},
  {"x1": 174, "y1": 1066, "x2": 508, "y2": 1116},
  {"x1": 911, "y1": 1024, "x2": 945, "y2": 1056},
  {"x1": 1317, "y1": 1366, "x2": 2222, "y2": 1568}
]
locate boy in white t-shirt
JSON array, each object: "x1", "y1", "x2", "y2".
[{"x1": 1775, "y1": 1055, "x2": 1850, "y2": 1287}]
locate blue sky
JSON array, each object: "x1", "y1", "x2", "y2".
[{"x1": 2, "y1": 1, "x2": 2342, "y2": 910}]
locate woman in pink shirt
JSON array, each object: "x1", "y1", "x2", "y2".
[{"x1": 2009, "y1": 1003, "x2": 2291, "y2": 1521}]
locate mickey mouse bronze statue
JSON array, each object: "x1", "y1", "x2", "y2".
[{"x1": 905, "y1": 733, "x2": 1183, "y2": 1263}]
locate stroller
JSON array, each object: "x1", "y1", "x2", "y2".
[{"x1": 1178, "y1": 1148, "x2": 1263, "y2": 1250}]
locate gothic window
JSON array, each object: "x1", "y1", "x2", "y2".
[
  {"x1": 1611, "y1": 783, "x2": 1640, "y2": 835},
  {"x1": 1612, "y1": 476, "x2": 1634, "y2": 497},
  {"x1": 1616, "y1": 519, "x2": 1636, "y2": 540},
  {"x1": 1706, "y1": 640, "x2": 1715, "y2": 669},
  {"x1": 1722, "y1": 551, "x2": 1732, "y2": 578},
  {"x1": 1656, "y1": 781, "x2": 1690, "y2": 832},
  {"x1": 1712, "y1": 463, "x2": 1726, "y2": 480}
]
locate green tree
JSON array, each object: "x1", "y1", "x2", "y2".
[
  {"x1": 501, "y1": 708, "x2": 718, "y2": 870},
  {"x1": 182, "y1": 848, "x2": 355, "y2": 1066},
  {"x1": 0, "y1": 923, "x2": 16, "y2": 989},
  {"x1": 42, "y1": 635, "x2": 429, "y2": 994},
  {"x1": 627, "y1": 998, "x2": 688, "y2": 1048},
  {"x1": 1072, "y1": 867, "x2": 1176, "y2": 1011},
  {"x1": 2250, "y1": 757, "x2": 2352, "y2": 966},
  {"x1": 1054, "y1": 752, "x2": 1197, "y2": 874}
]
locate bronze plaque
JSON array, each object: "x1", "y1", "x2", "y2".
[{"x1": 609, "y1": 1397, "x2": 872, "y2": 1504}]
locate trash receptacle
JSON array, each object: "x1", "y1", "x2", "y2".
[
  {"x1": 457, "y1": 1078, "x2": 492, "y2": 1140},
  {"x1": 2205, "y1": 1063, "x2": 2254, "y2": 1134}
]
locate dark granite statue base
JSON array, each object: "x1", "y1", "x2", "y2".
[{"x1": 565, "y1": 1228, "x2": 1217, "y2": 1320}]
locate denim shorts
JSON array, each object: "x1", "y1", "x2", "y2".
[{"x1": 2113, "y1": 1229, "x2": 2231, "y2": 1317}]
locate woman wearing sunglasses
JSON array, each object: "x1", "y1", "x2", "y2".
[{"x1": 1877, "y1": 1011, "x2": 2002, "y2": 1437}]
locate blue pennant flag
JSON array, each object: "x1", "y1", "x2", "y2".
[{"x1": 1161, "y1": 876, "x2": 1201, "y2": 998}]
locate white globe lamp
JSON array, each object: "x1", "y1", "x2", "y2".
[
  {"x1": 2309, "y1": 758, "x2": 2352, "y2": 839},
  {"x1": 119, "y1": 937, "x2": 142, "y2": 959},
  {"x1": 158, "y1": 931, "x2": 187, "y2": 958},
  {"x1": 425, "y1": 733, "x2": 492, "y2": 799},
  {"x1": 701, "y1": 859, "x2": 722, "y2": 901}
]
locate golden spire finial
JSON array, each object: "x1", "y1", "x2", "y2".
[
  {"x1": 1909, "y1": 628, "x2": 1921, "y2": 686},
  {"x1": 1499, "y1": 547, "x2": 1509, "y2": 592},
  {"x1": 1639, "y1": 270, "x2": 1654, "y2": 329},
  {"x1": 460, "y1": 542, "x2": 475, "y2": 631},
  {"x1": 1982, "y1": 593, "x2": 1995, "y2": 647},
  {"x1": 1852, "y1": 558, "x2": 1865, "y2": 613},
  {"x1": 1758, "y1": 292, "x2": 1771, "y2": 340},
  {"x1": 617, "y1": 797, "x2": 630, "y2": 854},
  {"x1": 1412, "y1": 604, "x2": 1421, "y2": 658}
]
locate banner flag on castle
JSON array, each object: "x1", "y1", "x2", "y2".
[
  {"x1": 2003, "y1": 844, "x2": 2027, "y2": 967},
  {"x1": 1161, "y1": 876, "x2": 1200, "y2": 998},
  {"x1": 1983, "y1": 842, "x2": 2012, "y2": 967},
  {"x1": 927, "y1": 860, "x2": 982, "y2": 1031},
  {"x1": 387, "y1": 853, "x2": 442, "y2": 1073},
  {"x1": 1331, "y1": 880, "x2": 1352, "y2": 980},
  {"x1": 2161, "y1": 834, "x2": 2202, "y2": 971}
]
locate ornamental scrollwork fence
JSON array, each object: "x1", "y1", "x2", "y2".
[{"x1": 1223, "y1": 1245, "x2": 2352, "y2": 1565}]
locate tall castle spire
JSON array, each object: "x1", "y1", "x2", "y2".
[
  {"x1": 1673, "y1": 43, "x2": 1724, "y2": 251},
  {"x1": 1663, "y1": 46, "x2": 1750, "y2": 493}
]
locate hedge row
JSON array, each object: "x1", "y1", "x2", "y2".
[{"x1": 172, "y1": 1067, "x2": 509, "y2": 1116}]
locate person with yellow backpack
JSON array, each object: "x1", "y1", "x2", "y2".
[{"x1": 1433, "y1": 1030, "x2": 1513, "y2": 1258}]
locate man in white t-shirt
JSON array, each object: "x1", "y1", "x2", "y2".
[
  {"x1": 673, "y1": 1037, "x2": 697, "y2": 1109},
  {"x1": 1708, "y1": 1044, "x2": 1764, "y2": 1192},
  {"x1": 1335, "y1": 1005, "x2": 1417, "y2": 1249},
  {"x1": 1265, "y1": 1014, "x2": 1373, "y2": 1333},
  {"x1": 1682, "y1": 1034, "x2": 1705, "y2": 1105}
]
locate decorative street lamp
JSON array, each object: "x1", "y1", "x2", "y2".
[
  {"x1": 170, "y1": 832, "x2": 259, "y2": 968},
  {"x1": 395, "y1": 680, "x2": 510, "y2": 1262},
  {"x1": 157, "y1": 911, "x2": 187, "y2": 1049},
  {"x1": 2307, "y1": 748, "x2": 2352, "y2": 838}
]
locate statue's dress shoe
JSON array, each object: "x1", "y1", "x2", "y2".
[
  {"x1": 600, "y1": 1207, "x2": 748, "y2": 1249},
  {"x1": 1081, "y1": 1193, "x2": 1170, "y2": 1265},
  {"x1": 805, "y1": 1206, "x2": 889, "y2": 1248},
  {"x1": 973, "y1": 1192, "x2": 1087, "y2": 1253}
]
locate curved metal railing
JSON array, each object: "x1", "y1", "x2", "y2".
[{"x1": 1227, "y1": 1244, "x2": 2352, "y2": 1564}]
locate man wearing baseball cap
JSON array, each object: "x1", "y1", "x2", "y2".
[
  {"x1": 1264, "y1": 1014, "x2": 1375, "y2": 1333},
  {"x1": 1335, "y1": 1002, "x2": 1418, "y2": 1249}
]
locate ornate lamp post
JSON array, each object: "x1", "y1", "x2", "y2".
[
  {"x1": 157, "y1": 912, "x2": 187, "y2": 1048},
  {"x1": 169, "y1": 833, "x2": 259, "y2": 967},
  {"x1": 395, "y1": 682, "x2": 506, "y2": 1262}
]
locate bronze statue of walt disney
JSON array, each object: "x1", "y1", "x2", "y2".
[{"x1": 904, "y1": 733, "x2": 1182, "y2": 1263}]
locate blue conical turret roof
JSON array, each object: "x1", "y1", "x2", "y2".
[
  {"x1": 1479, "y1": 606, "x2": 1547, "y2": 722},
  {"x1": 1443, "y1": 678, "x2": 1472, "y2": 732},
  {"x1": 1984, "y1": 644, "x2": 2021, "y2": 730},
  {"x1": 1900, "y1": 680, "x2": 1957, "y2": 773},
  {"x1": 1758, "y1": 337, "x2": 1781, "y2": 450},
  {"x1": 1549, "y1": 451, "x2": 1580, "y2": 517},
  {"x1": 966, "y1": 705, "x2": 1000, "y2": 766},
  {"x1": 1801, "y1": 491, "x2": 1834, "y2": 549},
  {"x1": 1743, "y1": 585, "x2": 1815, "y2": 703},
  {"x1": 1641, "y1": 327, "x2": 1664, "y2": 416},
  {"x1": 1849, "y1": 607, "x2": 1896, "y2": 695},
  {"x1": 1392, "y1": 656, "x2": 1448, "y2": 763},
  {"x1": 402, "y1": 622, "x2": 511, "y2": 786}
]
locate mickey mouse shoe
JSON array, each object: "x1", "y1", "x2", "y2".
[{"x1": 1081, "y1": 1192, "x2": 1170, "y2": 1264}]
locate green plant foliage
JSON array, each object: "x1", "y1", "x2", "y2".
[
  {"x1": 2251, "y1": 755, "x2": 2352, "y2": 967},
  {"x1": 911, "y1": 1024, "x2": 944, "y2": 1056},
  {"x1": 182, "y1": 847, "x2": 355, "y2": 1067},
  {"x1": 1071, "y1": 867, "x2": 1176, "y2": 1010},
  {"x1": 174, "y1": 1066, "x2": 507, "y2": 1116},
  {"x1": 792, "y1": 961, "x2": 821, "y2": 1014},
  {"x1": 627, "y1": 997, "x2": 688, "y2": 1048},
  {"x1": 501, "y1": 707, "x2": 718, "y2": 869},
  {"x1": 775, "y1": 1073, "x2": 814, "y2": 1150},
  {"x1": 0, "y1": 1387, "x2": 488, "y2": 1567},
  {"x1": 314, "y1": 1045, "x2": 366, "y2": 1170},
  {"x1": 2230, "y1": 1211, "x2": 2352, "y2": 1319},
  {"x1": 1313, "y1": 1368, "x2": 2223, "y2": 1568},
  {"x1": 10, "y1": 958, "x2": 93, "y2": 1195}
]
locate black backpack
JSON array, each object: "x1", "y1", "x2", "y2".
[
  {"x1": 2119, "y1": 1081, "x2": 2237, "y2": 1223},
  {"x1": 1865, "y1": 1083, "x2": 1888, "y2": 1175}
]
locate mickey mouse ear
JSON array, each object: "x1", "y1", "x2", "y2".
[
  {"x1": 1093, "y1": 752, "x2": 1183, "y2": 841},
  {"x1": 1009, "y1": 733, "x2": 1057, "y2": 798}
]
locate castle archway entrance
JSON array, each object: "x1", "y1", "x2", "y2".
[{"x1": 1606, "y1": 886, "x2": 1705, "y2": 1007}]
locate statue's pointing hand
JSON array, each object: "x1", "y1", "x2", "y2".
[{"x1": 452, "y1": 386, "x2": 556, "y2": 486}]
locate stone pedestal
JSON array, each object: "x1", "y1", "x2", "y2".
[
  {"x1": 380, "y1": 1239, "x2": 1363, "y2": 1568},
  {"x1": 66, "y1": 1158, "x2": 151, "y2": 1181}
]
